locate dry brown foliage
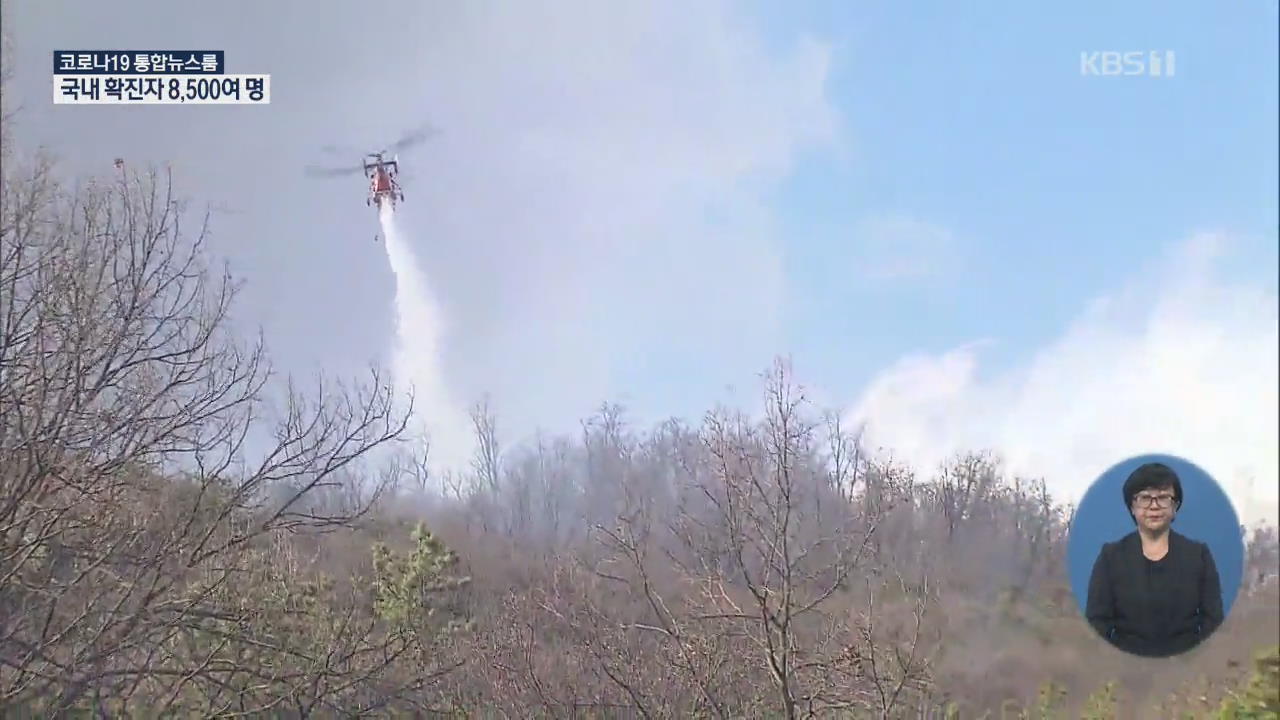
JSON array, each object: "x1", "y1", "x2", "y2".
[{"x1": 2, "y1": 152, "x2": 1276, "y2": 718}]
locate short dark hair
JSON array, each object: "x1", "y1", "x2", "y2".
[{"x1": 1122, "y1": 462, "x2": 1183, "y2": 523}]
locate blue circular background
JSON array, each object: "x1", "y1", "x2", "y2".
[{"x1": 1066, "y1": 453, "x2": 1245, "y2": 619}]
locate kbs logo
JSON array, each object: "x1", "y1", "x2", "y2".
[{"x1": 1080, "y1": 50, "x2": 1176, "y2": 77}]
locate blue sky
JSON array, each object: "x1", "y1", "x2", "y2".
[{"x1": 757, "y1": 0, "x2": 1279, "y2": 402}]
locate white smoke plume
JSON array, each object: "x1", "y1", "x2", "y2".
[
  {"x1": 378, "y1": 202, "x2": 472, "y2": 476},
  {"x1": 844, "y1": 233, "x2": 1279, "y2": 529}
]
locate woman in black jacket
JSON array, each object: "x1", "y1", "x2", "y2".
[{"x1": 1085, "y1": 462, "x2": 1225, "y2": 657}]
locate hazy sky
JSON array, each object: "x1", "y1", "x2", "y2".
[{"x1": 6, "y1": 0, "x2": 1277, "y2": 525}]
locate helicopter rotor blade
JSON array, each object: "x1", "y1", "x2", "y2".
[
  {"x1": 388, "y1": 123, "x2": 439, "y2": 152},
  {"x1": 319, "y1": 143, "x2": 363, "y2": 156},
  {"x1": 307, "y1": 125, "x2": 435, "y2": 178},
  {"x1": 305, "y1": 164, "x2": 365, "y2": 178}
]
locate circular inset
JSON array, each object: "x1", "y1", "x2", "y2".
[{"x1": 1066, "y1": 453, "x2": 1244, "y2": 658}]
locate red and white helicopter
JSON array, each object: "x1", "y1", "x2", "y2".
[
  {"x1": 306, "y1": 126, "x2": 435, "y2": 211},
  {"x1": 363, "y1": 151, "x2": 404, "y2": 209}
]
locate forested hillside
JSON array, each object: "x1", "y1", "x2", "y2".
[{"x1": 2, "y1": 154, "x2": 1277, "y2": 717}]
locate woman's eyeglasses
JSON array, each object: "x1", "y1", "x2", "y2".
[{"x1": 1133, "y1": 493, "x2": 1175, "y2": 508}]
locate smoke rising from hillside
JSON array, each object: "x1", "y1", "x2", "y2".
[{"x1": 847, "y1": 234, "x2": 1279, "y2": 529}]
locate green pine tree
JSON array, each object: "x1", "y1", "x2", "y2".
[
  {"x1": 372, "y1": 523, "x2": 471, "y2": 634},
  {"x1": 1216, "y1": 646, "x2": 1280, "y2": 720}
]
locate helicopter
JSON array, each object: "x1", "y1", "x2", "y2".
[
  {"x1": 363, "y1": 151, "x2": 403, "y2": 209},
  {"x1": 305, "y1": 125, "x2": 435, "y2": 213}
]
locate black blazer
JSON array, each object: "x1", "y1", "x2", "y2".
[{"x1": 1085, "y1": 529, "x2": 1224, "y2": 657}]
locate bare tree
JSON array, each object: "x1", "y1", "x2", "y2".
[
  {"x1": 934, "y1": 453, "x2": 981, "y2": 540},
  {"x1": 848, "y1": 573, "x2": 937, "y2": 717},
  {"x1": 573, "y1": 359, "x2": 935, "y2": 717},
  {"x1": 470, "y1": 393, "x2": 502, "y2": 496},
  {"x1": 822, "y1": 409, "x2": 864, "y2": 504},
  {"x1": 0, "y1": 5, "x2": 19, "y2": 147},
  {"x1": 0, "y1": 161, "x2": 439, "y2": 713}
]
